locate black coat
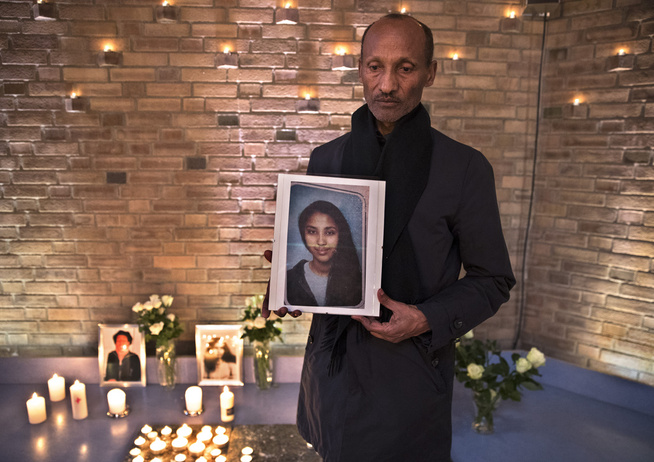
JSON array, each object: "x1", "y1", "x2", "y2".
[
  {"x1": 296, "y1": 126, "x2": 515, "y2": 461},
  {"x1": 105, "y1": 351, "x2": 141, "y2": 382}
]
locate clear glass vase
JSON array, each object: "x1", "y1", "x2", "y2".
[
  {"x1": 253, "y1": 340, "x2": 273, "y2": 390},
  {"x1": 472, "y1": 390, "x2": 501, "y2": 434},
  {"x1": 156, "y1": 340, "x2": 177, "y2": 390}
]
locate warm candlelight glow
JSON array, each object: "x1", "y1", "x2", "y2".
[
  {"x1": 213, "y1": 433, "x2": 229, "y2": 447},
  {"x1": 335, "y1": 46, "x2": 347, "y2": 56},
  {"x1": 211, "y1": 449, "x2": 222, "y2": 457},
  {"x1": 216, "y1": 456, "x2": 227, "y2": 462},
  {"x1": 509, "y1": 11, "x2": 516, "y2": 18},
  {"x1": 162, "y1": 1, "x2": 170, "y2": 5},
  {"x1": 149, "y1": 438, "x2": 167, "y2": 454},
  {"x1": 242, "y1": 447, "x2": 254, "y2": 455},
  {"x1": 103, "y1": 45, "x2": 113, "y2": 52},
  {"x1": 176, "y1": 423, "x2": 192, "y2": 438},
  {"x1": 188, "y1": 441, "x2": 206, "y2": 455},
  {"x1": 400, "y1": 7, "x2": 407, "y2": 14},
  {"x1": 134, "y1": 436, "x2": 147, "y2": 447},
  {"x1": 71, "y1": 92, "x2": 77, "y2": 99},
  {"x1": 215, "y1": 426, "x2": 226, "y2": 434},
  {"x1": 452, "y1": 53, "x2": 459, "y2": 60},
  {"x1": 304, "y1": 93, "x2": 311, "y2": 100},
  {"x1": 141, "y1": 425, "x2": 153, "y2": 434},
  {"x1": 573, "y1": 98, "x2": 581, "y2": 106},
  {"x1": 171, "y1": 436, "x2": 188, "y2": 450},
  {"x1": 161, "y1": 426, "x2": 172, "y2": 437},
  {"x1": 223, "y1": 46, "x2": 231, "y2": 54},
  {"x1": 284, "y1": 1, "x2": 292, "y2": 7},
  {"x1": 241, "y1": 456, "x2": 253, "y2": 462},
  {"x1": 618, "y1": 48, "x2": 626, "y2": 56}
]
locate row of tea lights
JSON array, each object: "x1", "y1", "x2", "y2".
[{"x1": 25, "y1": 374, "x2": 235, "y2": 424}]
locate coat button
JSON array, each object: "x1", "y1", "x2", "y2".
[
  {"x1": 431, "y1": 358, "x2": 439, "y2": 367},
  {"x1": 308, "y1": 334, "x2": 314, "y2": 344},
  {"x1": 454, "y1": 320, "x2": 463, "y2": 329}
]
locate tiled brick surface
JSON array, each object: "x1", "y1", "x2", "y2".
[{"x1": 0, "y1": 0, "x2": 652, "y2": 385}]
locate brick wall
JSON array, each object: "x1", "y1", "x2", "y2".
[
  {"x1": 522, "y1": 0, "x2": 654, "y2": 386},
  {"x1": 0, "y1": 0, "x2": 651, "y2": 386}
]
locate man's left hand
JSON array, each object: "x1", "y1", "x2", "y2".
[{"x1": 351, "y1": 289, "x2": 430, "y2": 343}]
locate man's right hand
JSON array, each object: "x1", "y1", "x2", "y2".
[{"x1": 262, "y1": 250, "x2": 302, "y2": 319}]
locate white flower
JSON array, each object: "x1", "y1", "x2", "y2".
[
  {"x1": 244, "y1": 320, "x2": 254, "y2": 329},
  {"x1": 132, "y1": 302, "x2": 144, "y2": 313},
  {"x1": 158, "y1": 307, "x2": 165, "y2": 315},
  {"x1": 526, "y1": 347, "x2": 546, "y2": 368},
  {"x1": 167, "y1": 313, "x2": 175, "y2": 322},
  {"x1": 516, "y1": 357, "x2": 532, "y2": 373},
  {"x1": 149, "y1": 322, "x2": 164, "y2": 336},
  {"x1": 149, "y1": 294, "x2": 162, "y2": 309},
  {"x1": 467, "y1": 363, "x2": 484, "y2": 380},
  {"x1": 143, "y1": 301, "x2": 153, "y2": 311},
  {"x1": 462, "y1": 330, "x2": 474, "y2": 339},
  {"x1": 253, "y1": 317, "x2": 267, "y2": 329}
]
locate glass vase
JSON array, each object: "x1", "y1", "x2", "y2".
[
  {"x1": 156, "y1": 340, "x2": 177, "y2": 390},
  {"x1": 253, "y1": 340, "x2": 273, "y2": 390},
  {"x1": 472, "y1": 390, "x2": 501, "y2": 434}
]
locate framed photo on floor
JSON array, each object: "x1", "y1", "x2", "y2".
[
  {"x1": 98, "y1": 324, "x2": 146, "y2": 387},
  {"x1": 195, "y1": 325, "x2": 244, "y2": 386},
  {"x1": 270, "y1": 174, "x2": 385, "y2": 316}
]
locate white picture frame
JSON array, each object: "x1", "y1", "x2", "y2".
[
  {"x1": 98, "y1": 324, "x2": 146, "y2": 387},
  {"x1": 195, "y1": 325, "x2": 244, "y2": 386},
  {"x1": 270, "y1": 173, "x2": 385, "y2": 316}
]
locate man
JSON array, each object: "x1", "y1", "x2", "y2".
[{"x1": 264, "y1": 14, "x2": 515, "y2": 461}]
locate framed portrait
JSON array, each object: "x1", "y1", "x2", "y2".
[
  {"x1": 195, "y1": 325, "x2": 244, "y2": 386},
  {"x1": 98, "y1": 324, "x2": 146, "y2": 387},
  {"x1": 270, "y1": 174, "x2": 385, "y2": 316}
]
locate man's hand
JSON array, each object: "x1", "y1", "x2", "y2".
[
  {"x1": 261, "y1": 250, "x2": 302, "y2": 319},
  {"x1": 352, "y1": 289, "x2": 429, "y2": 343}
]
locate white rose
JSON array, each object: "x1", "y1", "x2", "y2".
[
  {"x1": 516, "y1": 357, "x2": 532, "y2": 373},
  {"x1": 462, "y1": 330, "x2": 474, "y2": 339},
  {"x1": 167, "y1": 313, "x2": 175, "y2": 322},
  {"x1": 467, "y1": 363, "x2": 484, "y2": 380},
  {"x1": 132, "y1": 302, "x2": 144, "y2": 313},
  {"x1": 526, "y1": 347, "x2": 546, "y2": 368},
  {"x1": 144, "y1": 301, "x2": 153, "y2": 311},
  {"x1": 161, "y1": 295, "x2": 174, "y2": 307},
  {"x1": 253, "y1": 317, "x2": 267, "y2": 329},
  {"x1": 149, "y1": 322, "x2": 164, "y2": 336},
  {"x1": 158, "y1": 307, "x2": 165, "y2": 315}
]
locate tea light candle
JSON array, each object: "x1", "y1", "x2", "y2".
[
  {"x1": 176, "y1": 423, "x2": 193, "y2": 438},
  {"x1": 134, "y1": 436, "x2": 147, "y2": 447},
  {"x1": 215, "y1": 426, "x2": 226, "y2": 434},
  {"x1": 150, "y1": 437, "x2": 166, "y2": 454},
  {"x1": 171, "y1": 436, "x2": 188, "y2": 450},
  {"x1": 148, "y1": 431, "x2": 158, "y2": 440},
  {"x1": 185, "y1": 386, "x2": 203, "y2": 414},
  {"x1": 48, "y1": 374, "x2": 66, "y2": 401},
  {"x1": 242, "y1": 447, "x2": 254, "y2": 455},
  {"x1": 216, "y1": 455, "x2": 227, "y2": 462},
  {"x1": 213, "y1": 433, "x2": 229, "y2": 449},
  {"x1": 141, "y1": 424, "x2": 153, "y2": 434},
  {"x1": 70, "y1": 380, "x2": 88, "y2": 420},
  {"x1": 133, "y1": 457, "x2": 144, "y2": 462},
  {"x1": 220, "y1": 386, "x2": 234, "y2": 422},
  {"x1": 197, "y1": 431, "x2": 212, "y2": 443},
  {"x1": 241, "y1": 456, "x2": 252, "y2": 462},
  {"x1": 129, "y1": 448, "x2": 141, "y2": 457},
  {"x1": 161, "y1": 426, "x2": 173, "y2": 437},
  {"x1": 210, "y1": 449, "x2": 222, "y2": 457},
  {"x1": 201, "y1": 425, "x2": 212, "y2": 433},
  {"x1": 174, "y1": 455, "x2": 187, "y2": 462},
  {"x1": 107, "y1": 388, "x2": 126, "y2": 415},
  {"x1": 26, "y1": 393, "x2": 47, "y2": 424},
  {"x1": 188, "y1": 441, "x2": 206, "y2": 455}
]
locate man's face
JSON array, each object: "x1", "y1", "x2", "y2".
[{"x1": 358, "y1": 18, "x2": 437, "y2": 135}]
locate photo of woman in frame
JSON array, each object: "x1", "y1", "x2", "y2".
[
  {"x1": 195, "y1": 325, "x2": 244, "y2": 386},
  {"x1": 98, "y1": 324, "x2": 146, "y2": 387}
]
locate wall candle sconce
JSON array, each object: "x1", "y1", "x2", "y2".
[
  {"x1": 216, "y1": 46, "x2": 238, "y2": 69},
  {"x1": 332, "y1": 47, "x2": 357, "y2": 71},
  {"x1": 607, "y1": 48, "x2": 635, "y2": 72},
  {"x1": 501, "y1": 10, "x2": 520, "y2": 32},
  {"x1": 33, "y1": 0, "x2": 56, "y2": 20},
  {"x1": 441, "y1": 53, "x2": 465, "y2": 74},
  {"x1": 564, "y1": 97, "x2": 588, "y2": 118},
  {"x1": 98, "y1": 45, "x2": 122, "y2": 66},
  {"x1": 65, "y1": 92, "x2": 87, "y2": 112},
  {"x1": 275, "y1": 2, "x2": 299, "y2": 24},
  {"x1": 156, "y1": 1, "x2": 179, "y2": 23},
  {"x1": 296, "y1": 92, "x2": 320, "y2": 112}
]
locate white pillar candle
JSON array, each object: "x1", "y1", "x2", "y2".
[
  {"x1": 107, "y1": 388, "x2": 126, "y2": 414},
  {"x1": 70, "y1": 380, "x2": 88, "y2": 420},
  {"x1": 48, "y1": 374, "x2": 66, "y2": 402},
  {"x1": 185, "y1": 386, "x2": 203, "y2": 413},
  {"x1": 26, "y1": 393, "x2": 47, "y2": 424},
  {"x1": 220, "y1": 385, "x2": 234, "y2": 422}
]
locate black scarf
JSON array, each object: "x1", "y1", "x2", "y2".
[{"x1": 326, "y1": 103, "x2": 433, "y2": 375}]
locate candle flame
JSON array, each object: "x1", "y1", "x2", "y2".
[
  {"x1": 509, "y1": 11, "x2": 516, "y2": 19},
  {"x1": 618, "y1": 48, "x2": 626, "y2": 56},
  {"x1": 304, "y1": 93, "x2": 311, "y2": 100},
  {"x1": 162, "y1": 1, "x2": 169, "y2": 5},
  {"x1": 223, "y1": 46, "x2": 231, "y2": 54},
  {"x1": 400, "y1": 7, "x2": 407, "y2": 14},
  {"x1": 284, "y1": 2, "x2": 292, "y2": 8},
  {"x1": 223, "y1": 385, "x2": 230, "y2": 392},
  {"x1": 573, "y1": 98, "x2": 580, "y2": 106},
  {"x1": 335, "y1": 46, "x2": 347, "y2": 56},
  {"x1": 52, "y1": 373, "x2": 59, "y2": 378},
  {"x1": 73, "y1": 379, "x2": 80, "y2": 385},
  {"x1": 104, "y1": 45, "x2": 113, "y2": 52},
  {"x1": 452, "y1": 53, "x2": 459, "y2": 60},
  {"x1": 32, "y1": 392, "x2": 39, "y2": 399}
]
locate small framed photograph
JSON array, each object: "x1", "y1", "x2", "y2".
[
  {"x1": 195, "y1": 325, "x2": 244, "y2": 386},
  {"x1": 270, "y1": 174, "x2": 385, "y2": 316},
  {"x1": 98, "y1": 324, "x2": 146, "y2": 387}
]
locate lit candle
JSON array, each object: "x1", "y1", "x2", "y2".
[
  {"x1": 129, "y1": 448, "x2": 141, "y2": 457},
  {"x1": 148, "y1": 431, "x2": 158, "y2": 440},
  {"x1": 133, "y1": 457, "x2": 144, "y2": 462},
  {"x1": 400, "y1": 7, "x2": 407, "y2": 14},
  {"x1": 174, "y1": 455, "x2": 187, "y2": 462},
  {"x1": 216, "y1": 455, "x2": 227, "y2": 462},
  {"x1": 223, "y1": 46, "x2": 231, "y2": 54},
  {"x1": 220, "y1": 386, "x2": 234, "y2": 422},
  {"x1": 241, "y1": 456, "x2": 253, "y2": 462},
  {"x1": 188, "y1": 441, "x2": 206, "y2": 455},
  {"x1": 171, "y1": 437, "x2": 188, "y2": 450},
  {"x1": 452, "y1": 53, "x2": 459, "y2": 60},
  {"x1": 149, "y1": 437, "x2": 166, "y2": 454},
  {"x1": 285, "y1": 1, "x2": 292, "y2": 7},
  {"x1": 26, "y1": 393, "x2": 47, "y2": 424},
  {"x1": 107, "y1": 388, "x2": 126, "y2": 415},
  {"x1": 215, "y1": 426, "x2": 226, "y2": 434},
  {"x1": 509, "y1": 11, "x2": 516, "y2": 19},
  {"x1": 242, "y1": 447, "x2": 254, "y2": 455},
  {"x1": 211, "y1": 449, "x2": 222, "y2": 457},
  {"x1": 304, "y1": 93, "x2": 311, "y2": 100},
  {"x1": 141, "y1": 424, "x2": 152, "y2": 434},
  {"x1": 48, "y1": 374, "x2": 66, "y2": 402},
  {"x1": 163, "y1": 1, "x2": 169, "y2": 5},
  {"x1": 104, "y1": 45, "x2": 112, "y2": 52},
  {"x1": 197, "y1": 431, "x2": 212, "y2": 443},
  {"x1": 573, "y1": 98, "x2": 581, "y2": 106},
  {"x1": 134, "y1": 436, "x2": 147, "y2": 447},
  {"x1": 176, "y1": 423, "x2": 192, "y2": 438},
  {"x1": 185, "y1": 386, "x2": 203, "y2": 414},
  {"x1": 212, "y1": 433, "x2": 229, "y2": 449},
  {"x1": 70, "y1": 380, "x2": 88, "y2": 420},
  {"x1": 618, "y1": 48, "x2": 626, "y2": 56},
  {"x1": 196, "y1": 458, "x2": 207, "y2": 462},
  {"x1": 161, "y1": 426, "x2": 173, "y2": 437}
]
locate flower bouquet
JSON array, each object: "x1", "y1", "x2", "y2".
[
  {"x1": 240, "y1": 294, "x2": 282, "y2": 389},
  {"x1": 133, "y1": 295, "x2": 183, "y2": 389},
  {"x1": 455, "y1": 330, "x2": 545, "y2": 434}
]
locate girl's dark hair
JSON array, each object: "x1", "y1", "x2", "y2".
[
  {"x1": 113, "y1": 330, "x2": 132, "y2": 344},
  {"x1": 221, "y1": 342, "x2": 237, "y2": 363},
  {"x1": 298, "y1": 200, "x2": 363, "y2": 307}
]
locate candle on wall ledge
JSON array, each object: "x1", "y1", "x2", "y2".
[
  {"x1": 48, "y1": 373, "x2": 66, "y2": 401},
  {"x1": 296, "y1": 92, "x2": 320, "y2": 113},
  {"x1": 98, "y1": 45, "x2": 122, "y2": 66},
  {"x1": 220, "y1": 385, "x2": 234, "y2": 422},
  {"x1": 184, "y1": 385, "x2": 203, "y2": 415},
  {"x1": 331, "y1": 46, "x2": 356, "y2": 71},
  {"x1": 156, "y1": 1, "x2": 179, "y2": 23},
  {"x1": 26, "y1": 393, "x2": 47, "y2": 424},
  {"x1": 65, "y1": 92, "x2": 87, "y2": 112},
  {"x1": 216, "y1": 46, "x2": 239, "y2": 69},
  {"x1": 275, "y1": 2, "x2": 299, "y2": 24},
  {"x1": 70, "y1": 380, "x2": 88, "y2": 420},
  {"x1": 33, "y1": 0, "x2": 56, "y2": 20},
  {"x1": 607, "y1": 48, "x2": 634, "y2": 72},
  {"x1": 106, "y1": 388, "x2": 129, "y2": 417},
  {"x1": 442, "y1": 53, "x2": 464, "y2": 74}
]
